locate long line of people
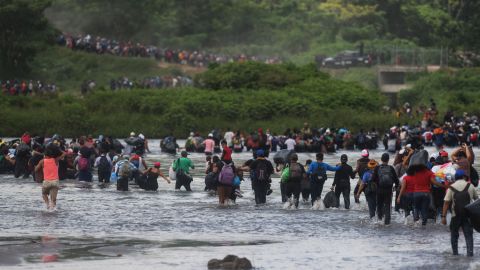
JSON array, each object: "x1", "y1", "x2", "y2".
[
  {"x1": 57, "y1": 33, "x2": 282, "y2": 67},
  {"x1": 1, "y1": 130, "x2": 480, "y2": 257},
  {"x1": 1, "y1": 80, "x2": 57, "y2": 96}
]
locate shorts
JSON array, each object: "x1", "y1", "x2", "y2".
[{"x1": 42, "y1": 180, "x2": 59, "y2": 195}]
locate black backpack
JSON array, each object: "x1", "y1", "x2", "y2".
[
  {"x1": 254, "y1": 160, "x2": 269, "y2": 182},
  {"x1": 450, "y1": 183, "x2": 472, "y2": 219},
  {"x1": 98, "y1": 156, "x2": 111, "y2": 174},
  {"x1": 289, "y1": 163, "x2": 303, "y2": 182},
  {"x1": 378, "y1": 165, "x2": 394, "y2": 188}
]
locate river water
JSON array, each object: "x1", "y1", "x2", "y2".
[{"x1": 1, "y1": 140, "x2": 480, "y2": 269}]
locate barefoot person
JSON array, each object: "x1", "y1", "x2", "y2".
[{"x1": 35, "y1": 148, "x2": 65, "y2": 210}]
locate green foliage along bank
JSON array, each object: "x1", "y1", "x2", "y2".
[{"x1": 1, "y1": 62, "x2": 391, "y2": 138}]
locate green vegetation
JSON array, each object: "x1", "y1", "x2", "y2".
[
  {"x1": 0, "y1": 62, "x2": 396, "y2": 137},
  {"x1": 30, "y1": 47, "x2": 169, "y2": 90},
  {"x1": 399, "y1": 68, "x2": 480, "y2": 114}
]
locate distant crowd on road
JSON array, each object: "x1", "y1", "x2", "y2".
[
  {"x1": 56, "y1": 33, "x2": 282, "y2": 67},
  {"x1": 1, "y1": 80, "x2": 57, "y2": 96}
]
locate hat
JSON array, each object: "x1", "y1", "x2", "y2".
[
  {"x1": 430, "y1": 153, "x2": 439, "y2": 160},
  {"x1": 256, "y1": 149, "x2": 265, "y2": 157},
  {"x1": 139, "y1": 134, "x2": 145, "y2": 140},
  {"x1": 361, "y1": 149, "x2": 369, "y2": 157},
  {"x1": 368, "y1": 159, "x2": 378, "y2": 169},
  {"x1": 130, "y1": 131, "x2": 136, "y2": 137},
  {"x1": 455, "y1": 169, "x2": 466, "y2": 180},
  {"x1": 208, "y1": 133, "x2": 213, "y2": 137},
  {"x1": 399, "y1": 149, "x2": 406, "y2": 155},
  {"x1": 181, "y1": 150, "x2": 189, "y2": 156},
  {"x1": 439, "y1": 150, "x2": 449, "y2": 157},
  {"x1": 154, "y1": 162, "x2": 161, "y2": 168}
]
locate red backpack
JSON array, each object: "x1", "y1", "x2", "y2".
[{"x1": 78, "y1": 157, "x2": 89, "y2": 171}]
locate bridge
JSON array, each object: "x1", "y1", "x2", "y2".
[{"x1": 377, "y1": 65, "x2": 427, "y2": 93}]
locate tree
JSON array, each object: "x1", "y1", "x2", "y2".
[{"x1": 0, "y1": 0, "x2": 53, "y2": 77}]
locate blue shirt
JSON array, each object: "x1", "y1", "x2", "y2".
[{"x1": 307, "y1": 161, "x2": 340, "y2": 175}]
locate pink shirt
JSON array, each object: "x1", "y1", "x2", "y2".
[{"x1": 204, "y1": 139, "x2": 215, "y2": 153}]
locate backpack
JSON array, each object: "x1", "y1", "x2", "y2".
[
  {"x1": 119, "y1": 161, "x2": 131, "y2": 178},
  {"x1": 311, "y1": 163, "x2": 327, "y2": 183},
  {"x1": 378, "y1": 165, "x2": 394, "y2": 188},
  {"x1": 78, "y1": 157, "x2": 89, "y2": 171},
  {"x1": 450, "y1": 183, "x2": 472, "y2": 219},
  {"x1": 254, "y1": 160, "x2": 269, "y2": 182},
  {"x1": 289, "y1": 163, "x2": 303, "y2": 182},
  {"x1": 363, "y1": 170, "x2": 377, "y2": 195},
  {"x1": 98, "y1": 156, "x2": 111, "y2": 174},
  {"x1": 219, "y1": 162, "x2": 235, "y2": 185}
]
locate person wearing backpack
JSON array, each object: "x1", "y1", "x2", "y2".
[
  {"x1": 307, "y1": 153, "x2": 340, "y2": 206},
  {"x1": 284, "y1": 153, "x2": 306, "y2": 208},
  {"x1": 94, "y1": 150, "x2": 112, "y2": 183},
  {"x1": 217, "y1": 161, "x2": 235, "y2": 205},
  {"x1": 331, "y1": 154, "x2": 355, "y2": 209},
  {"x1": 74, "y1": 152, "x2": 93, "y2": 182},
  {"x1": 442, "y1": 170, "x2": 478, "y2": 256},
  {"x1": 115, "y1": 156, "x2": 134, "y2": 191},
  {"x1": 355, "y1": 159, "x2": 378, "y2": 219},
  {"x1": 370, "y1": 153, "x2": 399, "y2": 225},
  {"x1": 249, "y1": 149, "x2": 274, "y2": 205},
  {"x1": 172, "y1": 151, "x2": 195, "y2": 191}
]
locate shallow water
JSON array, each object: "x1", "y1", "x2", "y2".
[{"x1": 1, "y1": 141, "x2": 480, "y2": 269}]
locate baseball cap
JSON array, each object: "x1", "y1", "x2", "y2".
[
  {"x1": 139, "y1": 134, "x2": 145, "y2": 140},
  {"x1": 256, "y1": 149, "x2": 265, "y2": 157},
  {"x1": 361, "y1": 149, "x2": 369, "y2": 157},
  {"x1": 181, "y1": 150, "x2": 189, "y2": 156},
  {"x1": 208, "y1": 133, "x2": 213, "y2": 137},
  {"x1": 130, "y1": 131, "x2": 136, "y2": 137},
  {"x1": 399, "y1": 149, "x2": 406, "y2": 155},
  {"x1": 154, "y1": 162, "x2": 161, "y2": 168},
  {"x1": 440, "y1": 150, "x2": 449, "y2": 157}
]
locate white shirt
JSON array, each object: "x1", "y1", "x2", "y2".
[
  {"x1": 444, "y1": 180, "x2": 478, "y2": 217},
  {"x1": 285, "y1": 138, "x2": 296, "y2": 150},
  {"x1": 224, "y1": 131, "x2": 235, "y2": 146}
]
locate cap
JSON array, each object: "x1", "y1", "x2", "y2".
[
  {"x1": 181, "y1": 150, "x2": 189, "y2": 156},
  {"x1": 208, "y1": 133, "x2": 213, "y2": 137},
  {"x1": 399, "y1": 149, "x2": 406, "y2": 155},
  {"x1": 361, "y1": 149, "x2": 369, "y2": 157},
  {"x1": 256, "y1": 149, "x2": 265, "y2": 157},
  {"x1": 130, "y1": 132, "x2": 136, "y2": 137},
  {"x1": 440, "y1": 150, "x2": 449, "y2": 157},
  {"x1": 154, "y1": 162, "x2": 161, "y2": 168},
  {"x1": 455, "y1": 169, "x2": 466, "y2": 180},
  {"x1": 430, "y1": 153, "x2": 439, "y2": 159},
  {"x1": 139, "y1": 134, "x2": 145, "y2": 140},
  {"x1": 406, "y1": 144, "x2": 412, "y2": 148}
]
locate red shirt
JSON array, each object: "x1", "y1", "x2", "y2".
[
  {"x1": 222, "y1": 146, "x2": 232, "y2": 161},
  {"x1": 413, "y1": 169, "x2": 434, "y2": 193},
  {"x1": 403, "y1": 175, "x2": 415, "y2": 193}
]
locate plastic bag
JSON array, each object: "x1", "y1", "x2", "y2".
[
  {"x1": 169, "y1": 164, "x2": 176, "y2": 180},
  {"x1": 280, "y1": 166, "x2": 290, "y2": 183},
  {"x1": 110, "y1": 172, "x2": 118, "y2": 183},
  {"x1": 323, "y1": 191, "x2": 339, "y2": 208}
]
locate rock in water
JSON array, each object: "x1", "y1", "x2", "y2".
[{"x1": 207, "y1": 255, "x2": 253, "y2": 269}]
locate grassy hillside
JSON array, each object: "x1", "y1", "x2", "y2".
[{"x1": 29, "y1": 47, "x2": 182, "y2": 91}]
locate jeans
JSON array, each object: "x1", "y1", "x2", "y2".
[
  {"x1": 413, "y1": 192, "x2": 430, "y2": 225},
  {"x1": 310, "y1": 178, "x2": 326, "y2": 205},
  {"x1": 285, "y1": 182, "x2": 301, "y2": 207},
  {"x1": 334, "y1": 185, "x2": 350, "y2": 209},
  {"x1": 376, "y1": 190, "x2": 392, "y2": 225},
  {"x1": 252, "y1": 180, "x2": 267, "y2": 204},
  {"x1": 365, "y1": 192, "x2": 377, "y2": 218},
  {"x1": 450, "y1": 216, "x2": 474, "y2": 256},
  {"x1": 401, "y1": 193, "x2": 414, "y2": 217}
]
